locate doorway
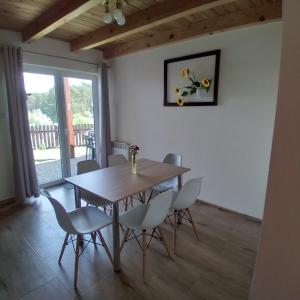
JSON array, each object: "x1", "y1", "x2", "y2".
[{"x1": 24, "y1": 67, "x2": 98, "y2": 187}]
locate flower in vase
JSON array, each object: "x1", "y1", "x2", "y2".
[
  {"x1": 174, "y1": 87, "x2": 181, "y2": 96},
  {"x1": 201, "y1": 79, "x2": 210, "y2": 88},
  {"x1": 180, "y1": 68, "x2": 190, "y2": 78},
  {"x1": 129, "y1": 144, "x2": 140, "y2": 155},
  {"x1": 176, "y1": 98, "x2": 184, "y2": 106}
]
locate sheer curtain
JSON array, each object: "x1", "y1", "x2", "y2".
[
  {"x1": 98, "y1": 63, "x2": 112, "y2": 168},
  {"x1": 1, "y1": 46, "x2": 39, "y2": 202}
]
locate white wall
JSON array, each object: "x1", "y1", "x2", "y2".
[
  {"x1": 0, "y1": 29, "x2": 103, "y2": 72},
  {"x1": 0, "y1": 29, "x2": 103, "y2": 201},
  {"x1": 110, "y1": 23, "x2": 282, "y2": 219},
  {"x1": 250, "y1": 1, "x2": 300, "y2": 298}
]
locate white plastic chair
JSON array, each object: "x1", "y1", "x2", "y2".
[
  {"x1": 40, "y1": 189, "x2": 112, "y2": 288},
  {"x1": 108, "y1": 154, "x2": 128, "y2": 166},
  {"x1": 171, "y1": 178, "x2": 203, "y2": 255},
  {"x1": 119, "y1": 190, "x2": 174, "y2": 282},
  {"x1": 77, "y1": 160, "x2": 111, "y2": 210},
  {"x1": 150, "y1": 153, "x2": 182, "y2": 199}
]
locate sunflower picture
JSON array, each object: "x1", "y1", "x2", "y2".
[
  {"x1": 164, "y1": 50, "x2": 220, "y2": 106},
  {"x1": 174, "y1": 68, "x2": 212, "y2": 106}
]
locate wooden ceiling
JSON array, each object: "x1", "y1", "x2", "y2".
[{"x1": 0, "y1": 0, "x2": 282, "y2": 59}]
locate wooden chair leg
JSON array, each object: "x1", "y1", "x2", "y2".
[
  {"x1": 97, "y1": 231, "x2": 113, "y2": 265},
  {"x1": 120, "y1": 224, "x2": 125, "y2": 233},
  {"x1": 187, "y1": 208, "x2": 199, "y2": 241},
  {"x1": 74, "y1": 235, "x2": 80, "y2": 288},
  {"x1": 173, "y1": 210, "x2": 177, "y2": 255},
  {"x1": 120, "y1": 228, "x2": 130, "y2": 251},
  {"x1": 157, "y1": 226, "x2": 173, "y2": 261},
  {"x1": 90, "y1": 232, "x2": 97, "y2": 248},
  {"x1": 58, "y1": 233, "x2": 69, "y2": 263},
  {"x1": 147, "y1": 190, "x2": 154, "y2": 202},
  {"x1": 125, "y1": 198, "x2": 128, "y2": 211},
  {"x1": 142, "y1": 229, "x2": 147, "y2": 283},
  {"x1": 130, "y1": 196, "x2": 134, "y2": 207}
]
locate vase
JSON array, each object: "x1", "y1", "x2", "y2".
[
  {"x1": 195, "y1": 87, "x2": 210, "y2": 102},
  {"x1": 131, "y1": 153, "x2": 137, "y2": 174},
  {"x1": 196, "y1": 87, "x2": 205, "y2": 99}
]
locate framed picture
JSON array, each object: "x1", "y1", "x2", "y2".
[{"x1": 164, "y1": 49, "x2": 220, "y2": 106}]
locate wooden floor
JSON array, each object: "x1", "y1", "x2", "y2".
[{"x1": 0, "y1": 185, "x2": 261, "y2": 300}]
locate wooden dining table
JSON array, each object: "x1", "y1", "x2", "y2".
[{"x1": 65, "y1": 158, "x2": 190, "y2": 272}]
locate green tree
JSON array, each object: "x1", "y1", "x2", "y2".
[
  {"x1": 26, "y1": 82, "x2": 94, "y2": 125},
  {"x1": 27, "y1": 88, "x2": 57, "y2": 122},
  {"x1": 28, "y1": 109, "x2": 53, "y2": 126},
  {"x1": 70, "y1": 82, "x2": 93, "y2": 124}
]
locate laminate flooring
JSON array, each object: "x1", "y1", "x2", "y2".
[{"x1": 0, "y1": 185, "x2": 261, "y2": 300}]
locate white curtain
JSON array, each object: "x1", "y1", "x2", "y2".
[{"x1": 1, "y1": 46, "x2": 39, "y2": 202}]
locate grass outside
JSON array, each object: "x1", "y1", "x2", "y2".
[{"x1": 33, "y1": 146, "x2": 86, "y2": 164}]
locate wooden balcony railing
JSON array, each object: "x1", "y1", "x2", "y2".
[{"x1": 30, "y1": 124, "x2": 94, "y2": 149}]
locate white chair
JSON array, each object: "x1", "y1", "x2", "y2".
[
  {"x1": 120, "y1": 190, "x2": 174, "y2": 282},
  {"x1": 108, "y1": 153, "x2": 128, "y2": 167},
  {"x1": 40, "y1": 189, "x2": 112, "y2": 288},
  {"x1": 171, "y1": 178, "x2": 203, "y2": 255},
  {"x1": 150, "y1": 153, "x2": 182, "y2": 199},
  {"x1": 77, "y1": 160, "x2": 111, "y2": 210},
  {"x1": 108, "y1": 154, "x2": 133, "y2": 211}
]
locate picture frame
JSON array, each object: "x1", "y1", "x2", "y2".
[{"x1": 164, "y1": 49, "x2": 220, "y2": 106}]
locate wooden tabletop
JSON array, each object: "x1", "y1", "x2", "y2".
[{"x1": 65, "y1": 158, "x2": 190, "y2": 203}]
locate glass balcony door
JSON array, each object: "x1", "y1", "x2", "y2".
[
  {"x1": 24, "y1": 67, "x2": 99, "y2": 187},
  {"x1": 62, "y1": 74, "x2": 97, "y2": 177},
  {"x1": 24, "y1": 71, "x2": 64, "y2": 186}
]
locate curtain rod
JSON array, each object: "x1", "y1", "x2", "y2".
[{"x1": 23, "y1": 50, "x2": 111, "y2": 68}]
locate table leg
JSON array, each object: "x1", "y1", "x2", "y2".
[
  {"x1": 177, "y1": 175, "x2": 183, "y2": 224},
  {"x1": 74, "y1": 186, "x2": 81, "y2": 208},
  {"x1": 112, "y1": 202, "x2": 121, "y2": 272},
  {"x1": 74, "y1": 186, "x2": 83, "y2": 245}
]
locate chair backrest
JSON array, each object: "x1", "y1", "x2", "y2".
[
  {"x1": 162, "y1": 153, "x2": 182, "y2": 189},
  {"x1": 172, "y1": 178, "x2": 203, "y2": 210},
  {"x1": 141, "y1": 190, "x2": 173, "y2": 229},
  {"x1": 85, "y1": 135, "x2": 95, "y2": 149},
  {"x1": 108, "y1": 154, "x2": 128, "y2": 167},
  {"x1": 163, "y1": 153, "x2": 182, "y2": 167},
  {"x1": 40, "y1": 189, "x2": 77, "y2": 234},
  {"x1": 77, "y1": 159, "x2": 100, "y2": 175}
]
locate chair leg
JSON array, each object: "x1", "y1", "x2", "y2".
[
  {"x1": 130, "y1": 196, "x2": 134, "y2": 207},
  {"x1": 58, "y1": 233, "x2": 69, "y2": 264},
  {"x1": 186, "y1": 208, "x2": 200, "y2": 241},
  {"x1": 157, "y1": 226, "x2": 173, "y2": 261},
  {"x1": 124, "y1": 198, "x2": 128, "y2": 211},
  {"x1": 147, "y1": 190, "x2": 154, "y2": 202},
  {"x1": 120, "y1": 224, "x2": 125, "y2": 233},
  {"x1": 97, "y1": 231, "x2": 113, "y2": 265},
  {"x1": 142, "y1": 229, "x2": 147, "y2": 283},
  {"x1": 90, "y1": 232, "x2": 97, "y2": 248},
  {"x1": 74, "y1": 235, "x2": 80, "y2": 288},
  {"x1": 173, "y1": 210, "x2": 177, "y2": 255},
  {"x1": 120, "y1": 228, "x2": 130, "y2": 252}
]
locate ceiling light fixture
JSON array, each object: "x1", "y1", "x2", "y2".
[{"x1": 102, "y1": 0, "x2": 126, "y2": 26}]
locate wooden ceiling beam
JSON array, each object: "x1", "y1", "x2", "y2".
[
  {"x1": 22, "y1": 0, "x2": 102, "y2": 43},
  {"x1": 70, "y1": 0, "x2": 236, "y2": 51},
  {"x1": 103, "y1": 2, "x2": 282, "y2": 59}
]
